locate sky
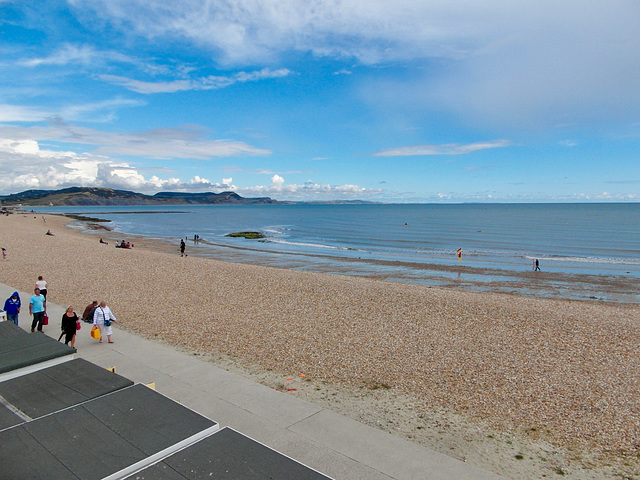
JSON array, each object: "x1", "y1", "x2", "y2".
[{"x1": 1, "y1": 0, "x2": 639, "y2": 203}]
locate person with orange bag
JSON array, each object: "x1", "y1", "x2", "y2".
[{"x1": 92, "y1": 301, "x2": 117, "y2": 344}]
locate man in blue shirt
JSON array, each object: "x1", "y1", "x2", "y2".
[{"x1": 29, "y1": 287, "x2": 46, "y2": 332}]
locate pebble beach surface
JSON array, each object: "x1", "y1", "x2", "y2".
[{"x1": 1, "y1": 213, "x2": 639, "y2": 479}]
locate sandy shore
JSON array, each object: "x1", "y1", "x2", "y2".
[{"x1": 1, "y1": 212, "x2": 639, "y2": 479}]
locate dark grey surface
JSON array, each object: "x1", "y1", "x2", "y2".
[
  {"x1": 0, "y1": 321, "x2": 74, "y2": 373},
  {"x1": 0, "y1": 384, "x2": 218, "y2": 480},
  {"x1": 0, "y1": 402, "x2": 22, "y2": 430},
  {"x1": 126, "y1": 427, "x2": 332, "y2": 480},
  {"x1": 0, "y1": 358, "x2": 133, "y2": 428}
]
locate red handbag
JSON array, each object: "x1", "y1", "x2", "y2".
[
  {"x1": 42, "y1": 314, "x2": 49, "y2": 326},
  {"x1": 76, "y1": 321, "x2": 81, "y2": 330}
]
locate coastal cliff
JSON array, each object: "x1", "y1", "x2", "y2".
[{"x1": 0, "y1": 187, "x2": 277, "y2": 206}]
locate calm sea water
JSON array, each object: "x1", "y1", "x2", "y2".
[{"x1": 34, "y1": 203, "x2": 640, "y2": 303}]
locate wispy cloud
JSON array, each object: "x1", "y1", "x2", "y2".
[
  {"x1": 18, "y1": 43, "x2": 134, "y2": 67},
  {"x1": 373, "y1": 140, "x2": 511, "y2": 157},
  {"x1": 100, "y1": 68, "x2": 292, "y2": 94},
  {"x1": 0, "y1": 98, "x2": 144, "y2": 123},
  {"x1": 0, "y1": 104, "x2": 50, "y2": 122},
  {"x1": 0, "y1": 124, "x2": 270, "y2": 160}
]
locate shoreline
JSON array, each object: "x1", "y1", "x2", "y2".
[
  {"x1": 67, "y1": 214, "x2": 640, "y2": 305},
  {"x1": 1, "y1": 212, "x2": 639, "y2": 479}
]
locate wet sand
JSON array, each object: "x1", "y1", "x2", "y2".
[{"x1": 1, "y1": 212, "x2": 639, "y2": 479}]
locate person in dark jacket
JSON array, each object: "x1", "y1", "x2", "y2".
[
  {"x1": 61, "y1": 306, "x2": 79, "y2": 348},
  {"x1": 82, "y1": 300, "x2": 98, "y2": 323},
  {"x1": 4, "y1": 292, "x2": 21, "y2": 325}
]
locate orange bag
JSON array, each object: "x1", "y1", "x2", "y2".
[{"x1": 90, "y1": 325, "x2": 101, "y2": 340}]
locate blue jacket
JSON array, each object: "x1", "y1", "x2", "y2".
[{"x1": 4, "y1": 292, "x2": 21, "y2": 315}]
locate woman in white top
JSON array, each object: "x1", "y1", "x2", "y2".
[
  {"x1": 93, "y1": 301, "x2": 117, "y2": 343},
  {"x1": 35, "y1": 276, "x2": 48, "y2": 299}
]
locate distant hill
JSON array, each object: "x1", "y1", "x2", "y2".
[{"x1": 0, "y1": 187, "x2": 278, "y2": 206}]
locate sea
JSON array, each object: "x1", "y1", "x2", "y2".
[{"x1": 32, "y1": 203, "x2": 640, "y2": 304}]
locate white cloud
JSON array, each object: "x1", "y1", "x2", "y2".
[
  {"x1": 60, "y1": 98, "x2": 145, "y2": 122},
  {"x1": 373, "y1": 139, "x2": 511, "y2": 157},
  {"x1": 67, "y1": 0, "x2": 485, "y2": 65},
  {"x1": 100, "y1": 68, "x2": 292, "y2": 94},
  {"x1": 0, "y1": 99, "x2": 144, "y2": 124},
  {"x1": 0, "y1": 105, "x2": 50, "y2": 122},
  {"x1": 237, "y1": 175, "x2": 382, "y2": 201},
  {"x1": 17, "y1": 2, "x2": 640, "y2": 129},
  {"x1": 0, "y1": 140, "x2": 382, "y2": 200},
  {"x1": 270, "y1": 174, "x2": 285, "y2": 188},
  {"x1": 0, "y1": 123, "x2": 270, "y2": 159},
  {"x1": 18, "y1": 44, "x2": 133, "y2": 67},
  {"x1": 0, "y1": 137, "x2": 248, "y2": 194}
]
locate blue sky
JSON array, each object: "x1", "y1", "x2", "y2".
[{"x1": 1, "y1": 0, "x2": 639, "y2": 202}]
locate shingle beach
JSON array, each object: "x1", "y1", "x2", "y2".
[{"x1": 1, "y1": 212, "x2": 638, "y2": 479}]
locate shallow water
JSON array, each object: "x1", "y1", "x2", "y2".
[{"x1": 33, "y1": 203, "x2": 640, "y2": 303}]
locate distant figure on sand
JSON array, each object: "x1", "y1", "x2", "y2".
[
  {"x1": 1, "y1": 247, "x2": 6, "y2": 260},
  {"x1": 100, "y1": 238, "x2": 108, "y2": 245},
  {"x1": 35, "y1": 275, "x2": 48, "y2": 299},
  {"x1": 180, "y1": 239, "x2": 187, "y2": 256},
  {"x1": 93, "y1": 301, "x2": 117, "y2": 343},
  {"x1": 29, "y1": 287, "x2": 46, "y2": 332},
  {"x1": 46, "y1": 229, "x2": 54, "y2": 235},
  {"x1": 4, "y1": 292, "x2": 21, "y2": 325},
  {"x1": 534, "y1": 259, "x2": 540, "y2": 271}
]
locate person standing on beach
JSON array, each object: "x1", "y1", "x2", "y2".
[
  {"x1": 1, "y1": 247, "x2": 6, "y2": 260},
  {"x1": 93, "y1": 301, "x2": 116, "y2": 343},
  {"x1": 61, "y1": 306, "x2": 79, "y2": 348},
  {"x1": 180, "y1": 238, "x2": 187, "y2": 257},
  {"x1": 535, "y1": 259, "x2": 540, "y2": 271},
  {"x1": 35, "y1": 276, "x2": 48, "y2": 299},
  {"x1": 4, "y1": 292, "x2": 21, "y2": 325},
  {"x1": 29, "y1": 287, "x2": 46, "y2": 332}
]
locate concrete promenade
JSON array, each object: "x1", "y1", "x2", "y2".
[{"x1": 0, "y1": 282, "x2": 502, "y2": 480}]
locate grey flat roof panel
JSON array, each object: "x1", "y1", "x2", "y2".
[
  {"x1": 0, "y1": 323, "x2": 74, "y2": 373},
  {"x1": 128, "y1": 428, "x2": 332, "y2": 480},
  {"x1": 0, "y1": 384, "x2": 218, "y2": 480},
  {"x1": 0, "y1": 320, "x2": 26, "y2": 340},
  {"x1": 84, "y1": 384, "x2": 217, "y2": 454},
  {"x1": 0, "y1": 358, "x2": 133, "y2": 423},
  {"x1": 24, "y1": 405, "x2": 146, "y2": 480},
  {"x1": 0, "y1": 402, "x2": 22, "y2": 430},
  {"x1": 0, "y1": 423, "x2": 78, "y2": 479}
]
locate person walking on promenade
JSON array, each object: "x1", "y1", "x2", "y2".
[
  {"x1": 82, "y1": 300, "x2": 98, "y2": 322},
  {"x1": 61, "y1": 306, "x2": 79, "y2": 348},
  {"x1": 35, "y1": 275, "x2": 48, "y2": 299},
  {"x1": 4, "y1": 292, "x2": 21, "y2": 325},
  {"x1": 93, "y1": 301, "x2": 117, "y2": 343},
  {"x1": 29, "y1": 287, "x2": 46, "y2": 332}
]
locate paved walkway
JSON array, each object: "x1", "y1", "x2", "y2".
[{"x1": 0, "y1": 282, "x2": 502, "y2": 480}]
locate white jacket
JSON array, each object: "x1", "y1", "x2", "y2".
[{"x1": 93, "y1": 306, "x2": 116, "y2": 325}]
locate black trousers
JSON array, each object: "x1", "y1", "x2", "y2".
[{"x1": 31, "y1": 311, "x2": 45, "y2": 331}]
